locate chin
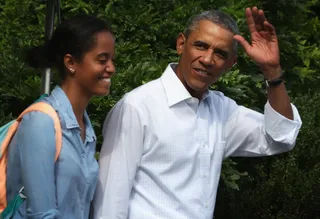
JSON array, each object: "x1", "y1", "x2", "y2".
[
  {"x1": 99, "y1": 91, "x2": 110, "y2": 97},
  {"x1": 94, "y1": 88, "x2": 110, "y2": 97}
]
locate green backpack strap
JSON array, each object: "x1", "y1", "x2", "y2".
[
  {"x1": 0, "y1": 187, "x2": 25, "y2": 219},
  {"x1": 34, "y1": 94, "x2": 49, "y2": 103}
]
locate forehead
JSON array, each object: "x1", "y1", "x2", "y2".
[
  {"x1": 188, "y1": 20, "x2": 234, "y2": 50},
  {"x1": 90, "y1": 31, "x2": 115, "y2": 54}
]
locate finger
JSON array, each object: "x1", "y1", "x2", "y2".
[
  {"x1": 234, "y1": 35, "x2": 251, "y2": 53},
  {"x1": 256, "y1": 9, "x2": 266, "y2": 31},
  {"x1": 263, "y1": 21, "x2": 276, "y2": 33},
  {"x1": 252, "y1": 7, "x2": 259, "y2": 20},
  {"x1": 258, "y1": 9, "x2": 277, "y2": 38},
  {"x1": 263, "y1": 21, "x2": 277, "y2": 41},
  {"x1": 258, "y1": 9, "x2": 267, "y2": 22},
  {"x1": 253, "y1": 8, "x2": 266, "y2": 32},
  {"x1": 246, "y1": 7, "x2": 256, "y2": 33}
]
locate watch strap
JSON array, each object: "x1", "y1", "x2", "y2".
[{"x1": 265, "y1": 73, "x2": 284, "y2": 88}]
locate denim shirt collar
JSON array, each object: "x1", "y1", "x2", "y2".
[{"x1": 50, "y1": 86, "x2": 96, "y2": 141}]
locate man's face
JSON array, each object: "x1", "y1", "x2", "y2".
[{"x1": 176, "y1": 20, "x2": 236, "y2": 99}]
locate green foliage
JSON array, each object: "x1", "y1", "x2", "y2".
[
  {"x1": 220, "y1": 159, "x2": 248, "y2": 190},
  {"x1": 215, "y1": 91, "x2": 320, "y2": 219},
  {"x1": 1, "y1": 0, "x2": 319, "y2": 218}
]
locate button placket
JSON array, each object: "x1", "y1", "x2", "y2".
[
  {"x1": 199, "y1": 143, "x2": 211, "y2": 183},
  {"x1": 197, "y1": 100, "x2": 213, "y2": 213}
]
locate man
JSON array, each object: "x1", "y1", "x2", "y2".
[{"x1": 93, "y1": 7, "x2": 302, "y2": 219}]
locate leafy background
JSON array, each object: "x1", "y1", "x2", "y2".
[{"x1": 0, "y1": 0, "x2": 319, "y2": 218}]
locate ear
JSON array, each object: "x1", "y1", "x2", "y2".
[
  {"x1": 226, "y1": 55, "x2": 237, "y2": 70},
  {"x1": 63, "y1": 54, "x2": 76, "y2": 73},
  {"x1": 176, "y1": 33, "x2": 186, "y2": 55}
]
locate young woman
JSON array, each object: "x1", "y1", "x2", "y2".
[{"x1": 6, "y1": 15, "x2": 115, "y2": 218}]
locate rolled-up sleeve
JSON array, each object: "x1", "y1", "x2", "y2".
[
  {"x1": 93, "y1": 99, "x2": 144, "y2": 219},
  {"x1": 264, "y1": 101, "x2": 301, "y2": 145},
  {"x1": 17, "y1": 111, "x2": 60, "y2": 218},
  {"x1": 224, "y1": 99, "x2": 302, "y2": 158}
]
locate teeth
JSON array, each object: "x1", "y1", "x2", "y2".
[
  {"x1": 102, "y1": 78, "x2": 111, "y2": 82},
  {"x1": 197, "y1": 70, "x2": 208, "y2": 75}
]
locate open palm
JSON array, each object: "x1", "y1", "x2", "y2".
[{"x1": 234, "y1": 7, "x2": 280, "y2": 72}]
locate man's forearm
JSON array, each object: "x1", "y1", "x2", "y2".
[
  {"x1": 267, "y1": 83, "x2": 293, "y2": 120},
  {"x1": 263, "y1": 66, "x2": 294, "y2": 120}
]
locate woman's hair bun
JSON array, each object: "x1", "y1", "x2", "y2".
[{"x1": 24, "y1": 43, "x2": 55, "y2": 69}]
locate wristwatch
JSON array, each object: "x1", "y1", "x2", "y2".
[{"x1": 265, "y1": 73, "x2": 284, "y2": 88}]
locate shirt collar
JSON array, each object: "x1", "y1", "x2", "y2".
[
  {"x1": 51, "y1": 86, "x2": 96, "y2": 141},
  {"x1": 160, "y1": 63, "x2": 210, "y2": 107}
]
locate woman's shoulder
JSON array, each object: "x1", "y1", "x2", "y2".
[
  {"x1": 12, "y1": 110, "x2": 57, "y2": 160},
  {"x1": 19, "y1": 110, "x2": 56, "y2": 134}
]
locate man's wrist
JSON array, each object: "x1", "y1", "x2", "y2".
[
  {"x1": 265, "y1": 74, "x2": 284, "y2": 88},
  {"x1": 260, "y1": 65, "x2": 284, "y2": 88},
  {"x1": 261, "y1": 65, "x2": 282, "y2": 80}
]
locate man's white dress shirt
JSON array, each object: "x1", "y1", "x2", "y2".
[{"x1": 93, "y1": 64, "x2": 302, "y2": 219}]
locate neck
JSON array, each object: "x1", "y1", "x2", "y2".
[
  {"x1": 187, "y1": 87, "x2": 204, "y2": 100},
  {"x1": 60, "y1": 81, "x2": 91, "y2": 124}
]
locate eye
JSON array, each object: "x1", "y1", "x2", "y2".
[
  {"x1": 196, "y1": 44, "x2": 206, "y2": 50},
  {"x1": 214, "y1": 51, "x2": 228, "y2": 59},
  {"x1": 195, "y1": 44, "x2": 207, "y2": 51},
  {"x1": 193, "y1": 41, "x2": 209, "y2": 51},
  {"x1": 98, "y1": 59, "x2": 107, "y2": 64}
]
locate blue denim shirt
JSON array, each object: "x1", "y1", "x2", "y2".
[{"x1": 6, "y1": 86, "x2": 99, "y2": 219}]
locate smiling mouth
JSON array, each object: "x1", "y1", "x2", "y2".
[
  {"x1": 193, "y1": 68, "x2": 211, "y2": 76},
  {"x1": 99, "y1": 77, "x2": 111, "y2": 82}
]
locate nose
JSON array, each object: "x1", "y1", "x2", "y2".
[
  {"x1": 106, "y1": 60, "x2": 116, "y2": 75},
  {"x1": 199, "y1": 49, "x2": 214, "y2": 66}
]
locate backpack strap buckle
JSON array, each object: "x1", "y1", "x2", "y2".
[{"x1": 18, "y1": 187, "x2": 26, "y2": 199}]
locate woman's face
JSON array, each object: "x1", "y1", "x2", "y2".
[{"x1": 71, "y1": 31, "x2": 116, "y2": 97}]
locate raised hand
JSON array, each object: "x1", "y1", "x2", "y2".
[{"x1": 234, "y1": 7, "x2": 281, "y2": 78}]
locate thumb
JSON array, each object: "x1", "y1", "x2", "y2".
[{"x1": 234, "y1": 35, "x2": 251, "y2": 53}]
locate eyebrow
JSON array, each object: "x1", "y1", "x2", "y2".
[
  {"x1": 193, "y1": 40, "x2": 210, "y2": 48},
  {"x1": 193, "y1": 40, "x2": 229, "y2": 57},
  {"x1": 97, "y1": 52, "x2": 110, "y2": 59}
]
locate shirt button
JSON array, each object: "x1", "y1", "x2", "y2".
[{"x1": 81, "y1": 153, "x2": 85, "y2": 158}]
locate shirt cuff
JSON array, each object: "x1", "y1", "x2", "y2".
[{"x1": 264, "y1": 101, "x2": 302, "y2": 144}]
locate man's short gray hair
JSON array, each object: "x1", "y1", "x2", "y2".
[{"x1": 184, "y1": 10, "x2": 240, "y2": 55}]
